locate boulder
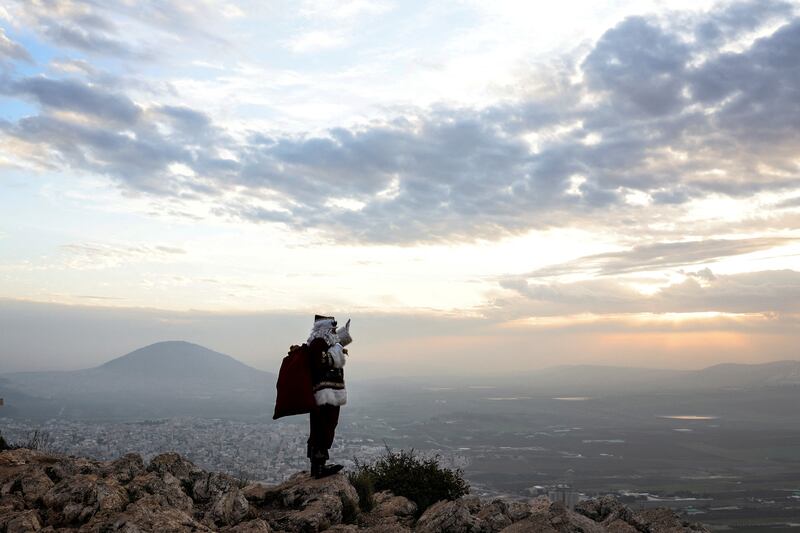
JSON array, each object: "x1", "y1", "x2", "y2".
[
  {"x1": 1, "y1": 509, "x2": 42, "y2": 532},
  {"x1": 414, "y1": 496, "x2": 484, "y2": 533},
  {"x1": 147, "y1": 453, "x2": 203, "y2": 486},
  {"x1": 210, "y1": 487, "x2": 250, "y2": 526},
  {"x1": 42, "y1": 474, "x2": 128, "y2": 526},
  {"x1": 84, "y1": 497, "x2": 213, "y2": 533},
  {"x1": 254, "y1": 472, "x2": 359, "y2": 533},
  {"x1": 575, "y1": 495, "x2": 636, "y2": 526},
  {"x1": 192, "y1": 471, "x2": 238, "y2": 503},
  {"x1": 126, "y1": 471, "x2": 194, "y2": 513},
  {"x1": 635, "y1": 508, "x2": 710, "y2": 533},
  {"x1": 499, "y1": 500, "x2": 606, "y2": 533},
  {"x1": 358, "y1": 490, "x2": 417, "y2": 529},
  {"x1": 103, "y1": 453, "x2": 146, "y2": 484}
]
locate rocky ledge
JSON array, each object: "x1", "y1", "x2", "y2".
[{"x1": 0, "y1": 448, "x2": 709, "y2": 532}]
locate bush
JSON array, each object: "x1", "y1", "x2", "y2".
[
  {"x1": 0, "y1": 433, "x2": 8, "y2": 452},
  {"x1": 350, "y1": 448, "x2": 469, "y2": 516},
  {"x1": 347, "y1": 468, "x2": 375, "y2": 512}
]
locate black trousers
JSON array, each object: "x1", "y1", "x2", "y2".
[{"x1": 307, "y1": 404, "x2": 340, "y2": 461}]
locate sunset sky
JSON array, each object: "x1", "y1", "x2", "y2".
[{"x1": 1, "y1": 0, "x2": 799, "y2": 375}]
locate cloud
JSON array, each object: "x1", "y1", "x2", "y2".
[
  {"x1": 2, "y1": 1, "x2": 800, "y2": 244},
  {"x1": 526, "y1": 237, "x2": 799, "y2": 277},
  {"x1": 0, "y1": 27, "x2": 32, "y2": 63},
  {"x1": 496, "y1": 269, "x2": 800, "y2": 318},
  {"x1": 4, "y1": 0, "x2": 232, "y2": 60},
  {"x1": 58, "y1": 242, "x2": 187, "y2": 269},
  {"x1": 7, "y1": 76, "x2": 142, "y2": 124}
]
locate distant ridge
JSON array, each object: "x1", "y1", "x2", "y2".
[
  {"x1": 496, "y1": 360, "x2": 800, "y2": 394},
  {"x1": 693, "y1": 360, "x2": 800, "y2": 387}
]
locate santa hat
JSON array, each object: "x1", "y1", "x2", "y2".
[{"x1": 313, "y1": 314, "x2": 337, "y2": 328}]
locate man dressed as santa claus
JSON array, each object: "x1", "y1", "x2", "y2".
[{"x1": 305, "y1": 314, "x2": 352, "y2": 478}]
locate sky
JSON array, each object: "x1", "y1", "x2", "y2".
[{"x1": 1, "y1": 0, "x2": 799, "y2": 375}]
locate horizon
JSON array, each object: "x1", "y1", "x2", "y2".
[
  {"x1": 2, "y1": 1, "x2": 800, "y2": 375},
  {"x1": 3, "y1": 318, "x2": 799, "y2": 379}
]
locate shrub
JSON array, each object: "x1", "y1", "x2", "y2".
[
  {"x1": 350, "y1": 448, "x2": 469, "y2": 516},
  {"x1": 0, "y1": 432, "x2": 8, "y2": 452},
  {"x1": 347, "y1": 467, "x2": 375, "y2": 512}
]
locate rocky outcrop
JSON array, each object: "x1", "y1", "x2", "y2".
[{"x1": 0, "y1": 448, "x2": 709, "y2": 532}]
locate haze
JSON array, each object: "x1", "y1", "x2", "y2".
[{"x1": 2, "y1": 0, "x2": 800, "y2": 375}]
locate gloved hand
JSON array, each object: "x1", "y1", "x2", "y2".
[
  {"x1": 327, "y1": 343, "x2": 347, "y2": 368},
  {"x1": 337, "y1": 318, "x2": 352, "y2": 346}
]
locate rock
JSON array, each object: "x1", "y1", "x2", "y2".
[
  {"x1": 3, "y1": 468, "x2": 54, "y2": 507},
  {"x1": 43, "y1": 474, "x2": 128, "y2": 526},
  {"x1": 635, "y1": 508, "x2": 711, "y2": 533},
  {"x1": 606, "y1": 519, "x2": 639, "y2": 533},
  {"x1": 126, "y1": 471, "x2": 194, "y2": 513},
  {"x1": 327, "y1": 526, "x2": 361, "y2": 533},
  {"x1": 210, "y1": 487, "x2": 250, "y2": 526},
  {"x1": 192, "y1": 471, "x2": 238, "y2": 503},
  {"x1": 499, "y1": 500, "x2": 605, "y2": 533},
  {"x1": 221, "y1": 518, "x2": 273, "y2": 532},
  {"x1": 86, "y1": 497, "x2": 213, "y2": 533},
  {"x1": 414, "y1": 497, "x2": 484, "y2": 533},
  {"x1": 103, "y1": 453, "x2": 146, "y2": 484},
  {"x1": 476, "y1": 500, "x2": 515, "y2": 532},
  {"x1": 242, "y1": 482, "x2": 270, "y2": 503},
  {"x1": 256, "y1": 472, "x2": 359, "y2": 533},
  {"x1": 1, "y1": 509, "x2": 42, "y2": 532},
  {"x1": 575, "y1": 495, "x2": 636, "y2": 525},
  {"x1": 147, "y1": 452, "x2": 203, "y2": 487},
  {"x1": 358, "y1": 490, "x2": 417, "y2": 529}
]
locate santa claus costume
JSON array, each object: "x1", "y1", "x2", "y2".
[{"x1": 305, "y1": 314, "x2": 352, "y2": 478}]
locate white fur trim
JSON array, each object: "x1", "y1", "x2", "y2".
[
  {"x1": 314, "y1": 388, "x2": 347, "y2": 406},
  {"x1": 327, "y1": 344, "x2": 347, "y2": 368}
]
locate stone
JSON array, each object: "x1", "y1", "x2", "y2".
[
  {"x1": 474, "y1": 499, "x2": 533, "y2": 532},
  {"x1": 192, "y1": 471, "x2": 238, "y2": 503},
  {"x1": 86, "y1": 498, "x2": 213, "y2": 533},
  {"x1": 358, "y1": 490, "x2": 417, "y2": 529},
  {"x1": 2, "y1": 509, "x2": 42, "y2": 532},
  {"x1": 210, "y1": 487, "x2": 250, "y2": 526},
  {"x1": 606, "y1": 518, "x2": 639, "y2": 533},
  {"x1": 221, "y1": 518, "x2": 273, "y2": 532},
  {"x1": 103, "y1": 453, "x2": 146, "y2": 484},
  {"x1": 575, "y1": 495, "x2": 636, "y2": 525},
  {"x1": 414, "y1": 497, "x2": 484, "y2": 533},
  {"x1": 635, "y1": 508, "x2": 711, "y2": 533},
  {"x1": 147, "y1": 452, "x2": 203, "y2": 487},
  {"x1": 43, "y1": 474, "x2": 128, "y2": 526},
  {"x1": 258, "y1": 472, "x2": 359, "y2": 533},
  {"x1": 126, "y1": 471, "x2": 194, "y2": 513}
]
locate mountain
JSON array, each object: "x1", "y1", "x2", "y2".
[
  {"x1": 0, "y1": 341, "x2": 276, "y2": 419},
  {"x1": 99, "y1": 341, "x2": 261, "y2": 380}
]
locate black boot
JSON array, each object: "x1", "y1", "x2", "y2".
[{"x1": 311, "y1": 459, "x2": 343, "y2": 479}]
